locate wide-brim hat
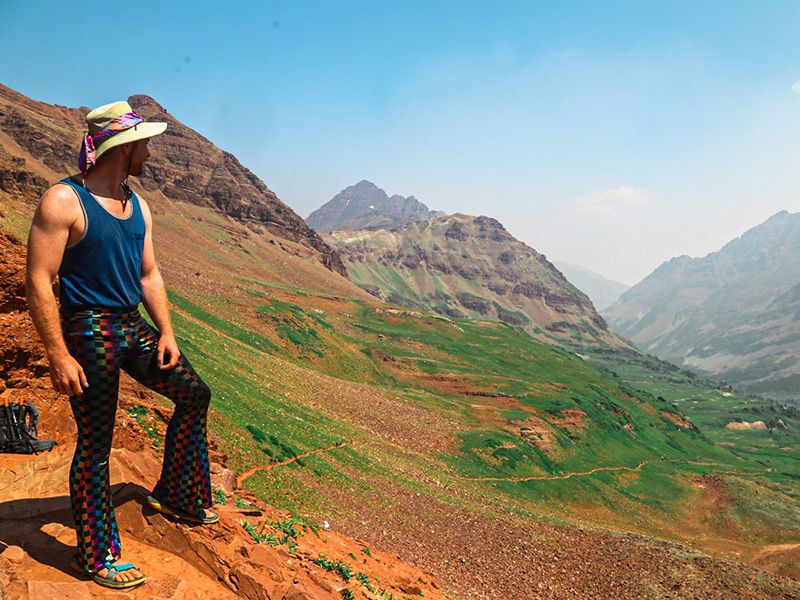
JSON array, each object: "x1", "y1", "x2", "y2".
[{"x1": 85, "y1": 100, "x2": 167, "y2": 161}]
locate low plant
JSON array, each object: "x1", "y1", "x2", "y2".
[
  {"x1": 127, "y1": 405, "x2": 162, "y2": 449},
  {"x1": 311, "y1": 556, "x2": 353, "y2": 582},
  {"x1": 234, "y1": 497, "x2": 253, "y2": 509},
  {"x1": 239, "y1": 519, "x2": 267, "y2": 543}
]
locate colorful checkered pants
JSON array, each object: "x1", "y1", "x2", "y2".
[{"x1": 61, "y1": 306, "x2": 212, "y2": 573}]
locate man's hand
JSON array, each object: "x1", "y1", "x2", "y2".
[
  {"x1": 157, "y1": 333, "x2": 181, "y2": 370},
  {"x1": 49, "y1": 352, "x2": 89, "y2": 396}
]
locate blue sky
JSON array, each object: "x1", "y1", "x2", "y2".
[{"x1": 2, "y1": 1, "x2": 799, "y2": 284}]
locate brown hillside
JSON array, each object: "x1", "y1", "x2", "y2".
[
  {"x1": 326, "y1": 213, "x2": 630, "y2": 347},
  {"x1": 0, "y1": 82, "x2": 346, "y2": 277}
]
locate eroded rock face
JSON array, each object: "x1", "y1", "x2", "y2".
[
  {"x1": 0, "y1": 83, "x2": 346, "y2": 277},
  {"x1": 327, "y1": 214, "x2": 626, "y2": 347}
]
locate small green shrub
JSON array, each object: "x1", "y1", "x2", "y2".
[
  {"x1": 239, "y1": 519, "x2": 267, "y2": 543},
  {"x1": 312, "y1": 557, "x2": 353, "y2": 582}
]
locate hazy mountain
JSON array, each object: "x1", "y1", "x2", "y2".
[
  {"x1": 325, "y1": 213, "x2": 630, "y2": 347},
  {"x1": 306, "y1": 180, "x2": 443, "y2": 232},
  {"x1": 553, "y1": 261, "x2": 631, "y2": 311},
  {"x1": 603, "y1": 210, "x2": 800, "y2": 399}
]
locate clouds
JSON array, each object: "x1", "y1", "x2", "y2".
[
  {"x1": 793, "y1": 81, "x2": 800, "y2": 94},
  {"x1": 569, "y1": 185, "x2": 654, "y2": 216}
]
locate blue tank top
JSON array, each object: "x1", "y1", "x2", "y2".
[{"x1": 57, "y1": 176, "x2": 145, "y2": 310}]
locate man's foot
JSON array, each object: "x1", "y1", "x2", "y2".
[
  {"x1": 70, "y1": 553, "x2": 147, "y2": 589},
  {"x1": 94, "y1": 558, "x2": 144, "y2": 586},
  {"x1": 147, "y1": 494, "x2": 220, "y2": 524}
]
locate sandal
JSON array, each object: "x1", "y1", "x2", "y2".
[
  {"x1": 70, "y1": 554, "x2": 146, "y2": 590},
  {"x1": 147, "y1": 494, "x2": 220, "y2": 524}
]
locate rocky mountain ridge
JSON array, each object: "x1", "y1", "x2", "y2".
[
  {"x1": 0, "y1": 83, "x2": 346, "y2": 276},
  {"x1": 603, "y1": 210, "x2": 800, "y2": 399},
  {"x1": 325, "y1": 211, "x2": 629, "y2": 347}
]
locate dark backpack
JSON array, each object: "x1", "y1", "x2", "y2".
[{"x1": 0, "y1": 398, "x2": 56, "y2": 454}]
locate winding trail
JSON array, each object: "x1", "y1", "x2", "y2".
[
  {"x1": 453, "y1": 458, "x2": 778, "y2": 482},
  {"x1": 237, "y1": 439, "x2": 354, "y2": 487},
  {"x1": 237, "y1": 438, "x2": 779, "y2": 488}
]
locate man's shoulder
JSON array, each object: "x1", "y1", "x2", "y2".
[
  {"x1": 43, "y1": 176, "x2": 80, "y2": 199},
  {"x1": 136, "y1": 192, "x2": 152, "y2": 221},
  {"x1": 36, "y1": 178, "x2": 82, "y2": 222}
]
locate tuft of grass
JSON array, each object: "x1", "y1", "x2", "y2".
[
  {"x1": 234, "y1": 497, "x2": 253, "y2": 509},
  {"x1": 246, "y1": 424, "x2": 268, "y2": 444},
  {"x1": 239, "y1": 518, "x2": 267, "y2": 543},
  {"x1": 212, "y1": 487, "x2": 227, "y2": 505},
  {"x1": 312, "y1": 556, "x2": 353, "y2": 582},
  {"x1": 127, "y1": 405, "x2": 162, "y2": 450},
  {"x1": 269, "y1": 514, "x2": 321, "y2": 538}
]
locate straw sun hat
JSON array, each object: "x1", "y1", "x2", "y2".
[{"x1": 78, "y1": 100, "x2": 167, "y2": 174}]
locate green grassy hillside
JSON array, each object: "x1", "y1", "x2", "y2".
[{"x1": 159, "y1": 277, "x2": 800, "y2": 571}]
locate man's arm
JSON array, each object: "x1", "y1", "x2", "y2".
[
  {"x1": 25, "y1": 185, "x2": 89, "y2": 396},
  {"x1": 139, "y1": 196, "x2": 180, "y2": 370}
]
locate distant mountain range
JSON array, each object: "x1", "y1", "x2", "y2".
[
  {"x1": 603, "y1": 210, "x2": 800, "y2": 399},
  {"x1": 552, "y1": 261, "x2": 631, "y2": 311},
  {"x1": 314, "y1": 182, "x2": 628, "y2": 347},
  {"x1": 306, "y1": 180, "x2": 445, "y2": 232}
]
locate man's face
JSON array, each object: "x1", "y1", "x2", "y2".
[{"x1": 129, "y1": 138, "x2": 151, "y2": 176}]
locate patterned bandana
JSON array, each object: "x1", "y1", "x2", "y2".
[{"x1": 78, "y1": 111, "x2": 144, "y2": 176}]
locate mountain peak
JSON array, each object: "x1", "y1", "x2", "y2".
[
  {"x1": 128, "y1": 94, "x2": 169, "y2": 115},
  {"x1": 306, "y1": 181, "x2": 438, "y2": 232},
  {"x1": 352, "y1": 179, "x2": 379, "y2": 190}
]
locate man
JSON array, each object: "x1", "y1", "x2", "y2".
[{"x1": 25, "y1": 101, "x2": 218, "y2": 590}]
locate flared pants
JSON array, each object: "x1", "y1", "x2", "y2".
[{"x1": 61, "y1": 306, "x2": 212, "y2": 573}]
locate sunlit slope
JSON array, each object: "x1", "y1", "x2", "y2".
[
  {"x1": 324, "y1": 214, "x2": 629, "y2": 348},
  {"x1": 164, "y1": 276, "x2": 800, "y2": 575},
  {"x1": 5, "y1": 182, "x2": 799, "y2": 581},
  {"x1": 132, "y1": 199, "x2": 798, "y2": 567},
  {"x1": 580, "y1": 345, "x2": 799, "y2": 476},
  {"x1": 577, "y1": 345, "x2": 800, "y2": 576}
]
